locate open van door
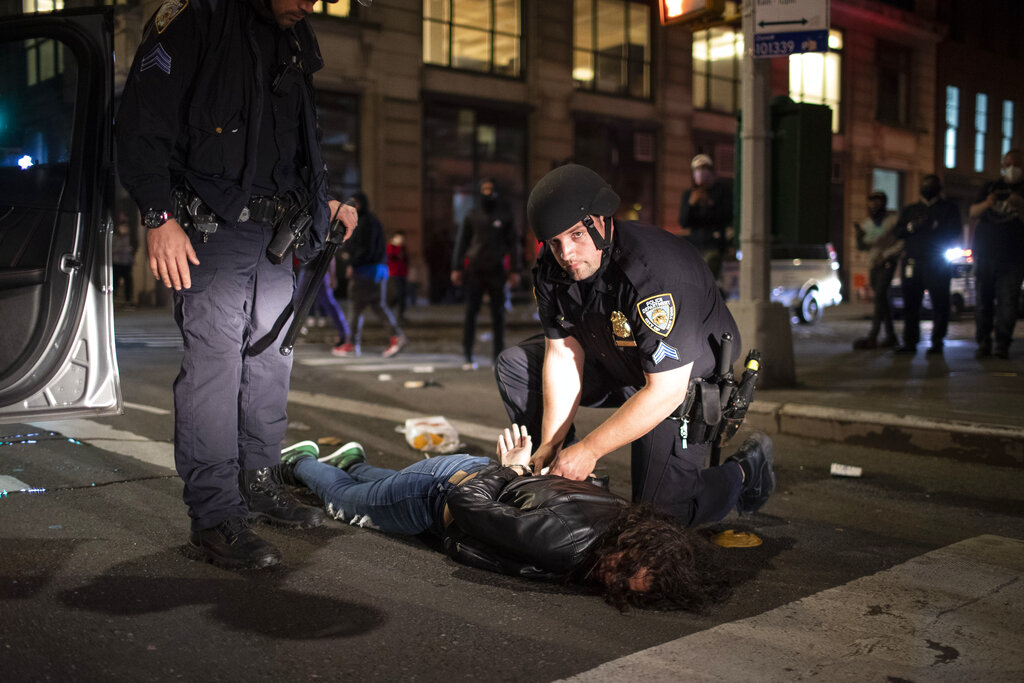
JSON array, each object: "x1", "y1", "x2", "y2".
[{"x1": 0, "y1": 8, "x2": 120, "y2": 422}]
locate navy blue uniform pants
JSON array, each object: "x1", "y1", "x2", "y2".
[
  {"x1": 901, "y1": 259, "x2": 951, "y2": 347},
  {"x1": 173, "y1": 220, "x2": 295, "y2": 531},
  {"x1": 494, "y1": 335, "x2": 743, "y2": 527}
]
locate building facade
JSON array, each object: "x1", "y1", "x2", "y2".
[{"x1": 100, "y1": 0, "x2": 1020, "y2": 305}]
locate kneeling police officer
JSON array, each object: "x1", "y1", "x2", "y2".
[{"x1": 495, "y1": 164, "x2": 770, "y2": 525}]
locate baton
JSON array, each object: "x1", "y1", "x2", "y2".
[{"x1": 280, "y1": 208, "x2": 350, "y2": 356}]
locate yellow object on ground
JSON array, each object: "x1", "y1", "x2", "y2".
[{"x1": 712, "y1": 530, "x2": 763, "y2": 548}]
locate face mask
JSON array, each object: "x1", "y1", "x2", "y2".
[
  {"x1": 693, "y1": 168, "x2": 714, "y2": 186},
  {"x1": 920, "y1": 184, "x2": 940, "y2": 201},
  {"x1": 1002, "y1": 165, "x2": 1023, "y2": 184}
]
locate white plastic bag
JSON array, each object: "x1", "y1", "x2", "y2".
[{"x1": 401, "y1": 416, "x2": 461, "y2": 455}]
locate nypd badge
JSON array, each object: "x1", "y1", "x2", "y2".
[
  {"x1": 155, "y1": 0, "x2": 187, "y2": 34},
  {"x1": 637, "y1": 294, "x2": 675, "y2": 337},
  {"x1": 610, "y1": 311, "x2": 636, "y2": 347}
]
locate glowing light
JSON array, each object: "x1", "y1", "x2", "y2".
[
  {"x1": 945, "y1": 247, "x2": 964, "y2": 262},
  {"x1": 17, "y1": 155, "x2": 33, "y2": 169}
]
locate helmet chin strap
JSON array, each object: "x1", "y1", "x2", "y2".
[{"x1": 582, "y1": 215, "x2": 614, "y2": 272}]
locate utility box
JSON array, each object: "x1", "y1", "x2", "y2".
[{"x1": 770, "y1": 96, "x2": 832, "y2": 245}]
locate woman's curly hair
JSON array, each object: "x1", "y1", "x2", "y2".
[{"x1": 573, "y1": 504, "x2": 733, "y2": 612}]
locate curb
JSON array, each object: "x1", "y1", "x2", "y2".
[{"x1": 745, "y1": 401, "x2": 1024, "y2": 468}]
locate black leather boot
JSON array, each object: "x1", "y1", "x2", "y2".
[
  {"x1": 240, "y1": 466, "x2": 325, "y2": 529},
  {"x1": 187, "y1": 517, "x2": 281, "y2": 570}
]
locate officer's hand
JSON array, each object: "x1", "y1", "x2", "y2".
[
  {"x1": 147, "y1": 219, "x2": 199, "y2": 291},
  {"x1": 329, "y1": 200, "x2": 359, "y2": 242},
  {"x1": 450, "y1": 270, "x2": 463, "y2": 287},
  {"x1": 1007, "y1": 191, "x2": 1024, "y2": 212},
  {"x1": 549, "y1": 443, "x2": 597, "y2": 481},
  {"x1": 528, "y1": 443, "x2": 556, "y2": 474}
]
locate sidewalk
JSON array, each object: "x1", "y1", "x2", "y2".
[
  {"x1": 115, "y1": 298, "x2": 1024, "y2": 466},
  {"x1": 399, "y1": 299, "x2": 1024, "y2": 466}
]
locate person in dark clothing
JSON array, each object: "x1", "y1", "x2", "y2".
[
  {"x1": 280, "y1": 425, "x2": 775, "y2": 611},
  {"x1": 115, "y1": 0, "x2": 359, "y2": 570},
  {"x1": 892, "y1": 175, "x2": 963, "y2": 355},
  {"x1": 970, "y1": 149, "x2": 1024, "y2": 359},
  {"x1": 679, "y1": 154, "x2": 734, "y2": 281},
  {"x1": 335, "y1": 192, "x2": 406, "y2": 358},
  {"x1": 451, "y1": 179, "x2": 521, "y2": 370},
  {"x1": 494, "y1": 164, "x2": 756, "y2": 528}
]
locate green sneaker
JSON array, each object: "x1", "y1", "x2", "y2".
[
  {"x1": 281, "y1": 440, "x2": 320, "y2": 465},
  {"x1": 318, "y1": 441, "x2": 365, "y2": 471}
]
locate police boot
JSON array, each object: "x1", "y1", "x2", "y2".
[
  {"x1": 240, "y1": 466, "x2": 325, "y2": 529},
  {"x1": 187, "y1": 517, "x2": 281, "y2": 570},
  {"x1": 725, "y1": 432, "x2": 775, "y2": 515}
]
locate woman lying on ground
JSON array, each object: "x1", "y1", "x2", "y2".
[{"x1": 279, "y1": 425, "x2": 772, "y2": 611}]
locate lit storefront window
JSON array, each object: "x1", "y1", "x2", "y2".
[{"x1": 789, "y1": 30, "x2": 842, "y2": 133}]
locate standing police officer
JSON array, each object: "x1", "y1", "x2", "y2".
[
  {"x1": 494, "y1": 165, "x2": 773, "y2": 526},
  {"x1": 116, "y1": 0, "x2": 359, "y2": 569}
]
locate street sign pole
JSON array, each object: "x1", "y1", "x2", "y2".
[{"x1": 731, "y1": 0, "x2": 796, "y2": 388}]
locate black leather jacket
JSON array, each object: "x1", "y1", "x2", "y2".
[
  {"x1": 116, "y1": 0, "x2": 332, "y2": 261},
  {"x1": 443, "y1": 465, "x2": 627, "y2": 579}
]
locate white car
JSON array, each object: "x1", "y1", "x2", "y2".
[
  {"x1": 718, "y1": 243, "x2": 843, "y2": 323},
  {"x1": 0, "y1": 9, "x2": 121, "y2": 421}
]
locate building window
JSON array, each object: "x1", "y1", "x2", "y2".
[
  {"x1": 423, "y1": 0, "x2": 522, "y2": 77},
  {"x1": 944, "y1": 85, "x2": 960, "y2": 169},
  {"x1": 22, "y1": 0, "x2": 63, "y2": 11},
  {"x1": 975, "y1": 93, "x2": 988, "y2": 173},
  {"x1": 318, "y1": 1, "x2": 356, "y2": 18},
  {"x1": 876, "y1": 42, "x2": 911, "y2": 127},
  {"x1": 1002, "y1": 100, "x2": 1015, "y2": 157},
  {"x1": 573, "y1": 0, "x2": 652, "y2": 99},
  {"x1": 316, "y1": 91, "x2": 361, "y2": 202},
  {"x1": 788, "y1": 30, "x2": 843, "y2": 133},
  {"x1": 872, "y1": 168, "x2": 901, "y2": 211},
  {"x1": 575, "y1": 118, "x2": 657, "y2": 224},
  {"x1": 692, "y1": 26, "x2": 742, "y2": 113}
]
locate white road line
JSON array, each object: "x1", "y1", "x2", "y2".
[
  {"x1": 560, "y1": 535, "x2": 1024, "y2": 682},
  {"x1": 0, "y1": 475, "x2": 32, "y2": 491},
  {"x1": 29, "y1": 419, "x2": 174, "y2": 470},
  {"x1": 287, "y1": 390, "x2": 503, "y2": 442},
  {"x1": 123, "y1": 401, "x2": 171, "y2": 415}
]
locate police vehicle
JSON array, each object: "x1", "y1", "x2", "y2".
[{"x1": 0, "y1": 9, "x2": 121, "y2": 422}]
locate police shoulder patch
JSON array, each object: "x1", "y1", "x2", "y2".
[
  {"x1": 155, "y1": 0, "x2": 187, "y2": 34},
  {"x1": 637, "y1": 293, "x2": 676, "y2": 337}
]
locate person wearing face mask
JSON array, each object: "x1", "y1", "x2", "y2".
[
  {"x1": 969, "y1": 149, "x2": 1024, "y2": 359},
  {"x1": 892, "y1": 175, "x2": 963, "y2": 355},
  {"x1": 451, "y1": 179, "x2": 522, "y2": 370},
  {"x1": 679, "y1": 154, "x2": 734, "y2": 281},
  {"x1": 853, "y1": 191, "x2": 903, "y2": 350}
]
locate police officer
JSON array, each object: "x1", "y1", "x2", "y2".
[
  {"x1": 494, "y1": 164, "x2": 772, "y2": 526},
  {"x1": 893, "y1": 175, "x2": 962, "y2": 355},
  {"x1": 116, "y1": 0, "x2": 359, "y2": 569}
]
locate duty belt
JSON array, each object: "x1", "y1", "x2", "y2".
[{"x1": 238, "y1": 195, "x2": 279, "y2": 223}]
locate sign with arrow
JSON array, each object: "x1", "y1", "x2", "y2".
[{"x1": 753, "y1": 0, "x2": 829, "y2": 59}]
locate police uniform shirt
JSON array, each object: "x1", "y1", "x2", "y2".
[
  {"x1": 251, "y1": 18, "x2": 304, "y2": 196},
  {"x1": 534, "y1": 221, "x2": 740, "y2": 387},
  {"x1": 895, "y1": 199, "x2": 963, "y2": 264}
]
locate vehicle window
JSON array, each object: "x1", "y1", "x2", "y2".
[{"x1": 0, "y1": 35, "x2": 77, "y2": 208}]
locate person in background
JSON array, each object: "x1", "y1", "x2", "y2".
[
  {"x1": 852, "y1": 190, "x2": 902, "y2": 350},
  {"x1": 451, "y1": 179, "x2": 521, "y2": 371},
  {"x1": 679, "y1": 153, "x2": 733, "y2": 281},
  {"x1": 293, "y1": 258, "x2": 351, "y2": 355},
  {"x1": 892, "y1": 175, "x2": 962, "y2": 356},
  {"x1": 386, "y1": 230, "x2": 411, "y2": 325},
  {"x1": 336, "y1": 191, "x2": 406, "y2": 358},
  {"x1": 969, "y1": 149, "x2": 1024, "y2": 359},
  {"x1": 111, "y1": 212, "x2": 136, "y2": 307}
]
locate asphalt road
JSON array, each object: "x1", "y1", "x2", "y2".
[{"x1": 1, "y1": 307, "x2": 1023, "y2": 681}]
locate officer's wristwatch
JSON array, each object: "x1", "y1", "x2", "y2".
[{"x1": 143, "y1": 209, "x2": 173, "y2": 229}]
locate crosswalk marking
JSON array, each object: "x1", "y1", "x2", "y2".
[{"x1": 560, "y1": 535, "x2": 1024, "y2": 682}]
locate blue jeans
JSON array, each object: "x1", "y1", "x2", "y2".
[{"x1": 293, "y1": 454, "x2": 492, "y2": 536}]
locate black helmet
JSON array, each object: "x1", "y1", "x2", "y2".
[{"x1": 527, "y1": 164, "x2": 620, "y2": 241}]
